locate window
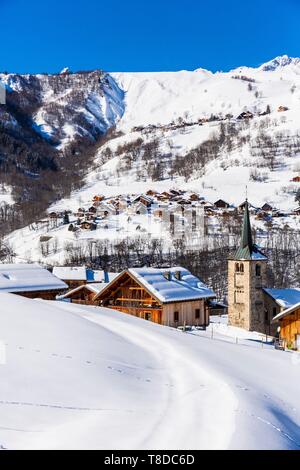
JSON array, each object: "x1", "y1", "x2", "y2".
[
  {"x1": 174, "y1": 311, "x2": 179, "y2": 323},
  {"x1": 273, "y1": 307, "x2": 277, "y2": 318},
  {"x1": 235, "y1": 263, "x2": 240, "y2": 272},
  {"x1": 256, "y1": 264, "x2": 261, "y2": 277},
  {"x1": 240, "y1": 263, "x2": 244, "y2": 273},
  {"x1": 234, "y1": 290, "x2": 244, "y2": 304},
  {"x1": 195, "y1": 309, "x2": 200, "y2": 319},
  {"x1": 264, "y1": 310, "x2": 269, "y2": 323}
]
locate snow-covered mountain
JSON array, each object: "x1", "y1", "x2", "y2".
[
  {"x1": 0, "y1": 69, "x2": 124, "y2": 147},
  {"x1": 3, "y1": 55, "x2": 300, "y2": 263}
]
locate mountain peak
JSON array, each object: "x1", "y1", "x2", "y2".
[
  {"x1": 259, "y1": 55, "x2": 300, "y2": 71},
  {"x1": 60, "y1": 67, "x2": 71, "y2": 75}
]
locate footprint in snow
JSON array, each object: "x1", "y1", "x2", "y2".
[{"x1": 236, "y1": 385, "x2": 249, "y2": 392}]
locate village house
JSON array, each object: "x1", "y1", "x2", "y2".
[
  {"x1": 291, "y1": 176, "x2": 300, "y2": 183},
  {"x1": 153, "y1": 207, "x2": 164, "y2": 218},
  {"x1": 189, "y1": 193, "x2": 201, "y2": 202},
  {"x1": 263, "y1": 288, "x2": 300, "y2": 323},
  {"x1": 277, "y1": 105, "x2": 289, "y2": 112},
  {"x1": 169, "y1": 189, "x2": 182, "y2": 197},
  {"x1": 157, "y1": 192, "x2": 171, "y2": 201},
  {"x1": 59, "y1": 283, "x2": 108, "y2": 305},
  {"x1": 93, "y1": 195, "x2": 105, "y2": 203},
  {"x1": 214, "y1": 199, "x2": 230, "y2": 209},
  {"x1": 80, "y1": 221, "x2": 97, "y2": 231},
  {"x1": 0, "y1": 264, "x2": 67, "y2": 300},
  {"x1": 293, "y1": 206, "x2": 300, "y2": 216},
  {"x1": 272, "y1": 302, "x2": 300, "y2": 350},
  {"x1": 97, "y1": 202, "x2": 116, "y2": 218},
  {"x1": 146, "y1": 189, "x2": 158, "y2": 197},
  {"x1": 94, "y1": 267, "x2": 216, "y2": 327},
  {"x1": 74, "y1": 208, "x2": 85, "y2": 218},
  {"x1": 237, "y1": 111, "x2": 254, "y2": 120},
  {"x1": 114, "y1": 197, "x2": 129, "y2": 213},
  {"x1": 132, "y1": 195, "x2": 153, "y2": 207},
  {"x1": 261, "y1": 203, "x2": 273, "y2": 212}
]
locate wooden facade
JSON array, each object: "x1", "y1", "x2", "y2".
[
  {"x1": 13, "y1": 289, "x2": 65, "y2": 301},
  {"x1": 62, "y1": 285, "x2": 99, "y2": 305},
  {"x1": 95, "y1": 271, "x2": 210, "y2": 327},
  {"x1": 274, "y1": 307, "x2": 300, "y2": 350},
  {"x1": 63, "y1": 279, "x2": 86, "y2": 289}
]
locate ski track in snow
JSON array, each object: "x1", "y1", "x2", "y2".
[
  {"x1": 1, "y1": 295, "x2": 300, "y2": 449},
  {"x1": 67, "y1": 303, "x2": 300, "y2": 450}
]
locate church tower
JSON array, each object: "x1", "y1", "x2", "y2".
[{"x1": 228, "y1": 201, "x2": 268, "y2": 332}]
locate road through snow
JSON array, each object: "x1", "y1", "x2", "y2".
[{"x1": 63, "y1": 303, "x2": 300, "y2": 450}]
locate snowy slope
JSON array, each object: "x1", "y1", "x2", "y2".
[
  {"x1": 1, "y1": 294, "x2": 300, "y2": 449},
  {"x1": 51, "y1": 55, "x2": 300, "y2": 209},
  {"x1": 5, "y1": 55, "x2": 300, "y2": 262}
]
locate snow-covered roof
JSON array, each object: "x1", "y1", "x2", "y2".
[
  {"x1": 126, "y1": 267, "x2": 215, "y2": 303},
  {"x1": 53, "y1": 266, "x2": 87, "y2": 281},
  {"x1": 53, "y1": 267, "x2": 119, "y2": 283},
  {"x1": 249, "y1": 250, "x2": 268, "y2": 261},
  {"x1": 87, "y1": 271, "x2": 119, "y2": 283},
  {"x1": 264, "y1": 288, "x2": 300, "y2": 309},
  {"x1": 272, "y1": 300, "x2": 300, "y2": 323},
  {"x1": 0, "y1": 264, "x2": 67, "y2": 293}
]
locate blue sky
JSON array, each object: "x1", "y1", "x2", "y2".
[{"x1": 0, "y1": 0, "x2": 299, "y2": 74}]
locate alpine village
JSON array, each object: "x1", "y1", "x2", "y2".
[{"x1": 1, "y1": 200, "x2": 299, "y2": 352}]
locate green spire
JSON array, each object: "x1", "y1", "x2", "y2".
[
  {"x1": 241, "y1": 200, "x2": 253, "y2": 248},
  {"x1": 234, "y1": 200, "x2": 266, "y2": 260}
]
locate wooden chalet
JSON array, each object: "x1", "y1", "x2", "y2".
[
  {"x1": 261, "y1": 203, "x2": 273, "y2": 212},
  {"x1": 293, "y1": 207, "x2": 300, "y2": 215},
  {"x1": 214, "y1": 199, "x2": 230, "y2": 209},
  {"x1": 0, "y1": 264, "x2": 67, "y2": 300},
  {"x1": 60, "y1": 283, "x2": 107, "y2": 306},
  {"x1": 97, "y1": 203, "x2": 115, "y2": 218},
  {"x1": 189, "y1": 193, "x2": 200, "y2": 202},
  {"x1": 80, "y1": 221, "x2": 97, "y2": 231},
  {"x1": 132, "y1": 202, "x2": 149, "y2": 215},
  {"x1": 94, "y1": 267, "x2": 216, "y2": 327},
  {"x1": 146, "y1": 189, "x2": 158, "y2": 197},
  {"x1": 292, "y1": 176, "x2": 300, "y2": 183},
  {"x1": 237, "y1": 111, "x2": 254, "y2": 120},
  {"x1": 272, "y1": 301, "x2": 300, "y2": 350},
  {"x1": 132, "y1": 195, "x2": 153, "y2": 207},
  {"x1": 93, "y1": 195, "x2": 105, "y2": 202},
  {"x1": 278, "y1": 106, "x2": 289, "y2": 112},
  {"x1": 263, "y1": 288, "x2": 300, "y2": 336}
]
